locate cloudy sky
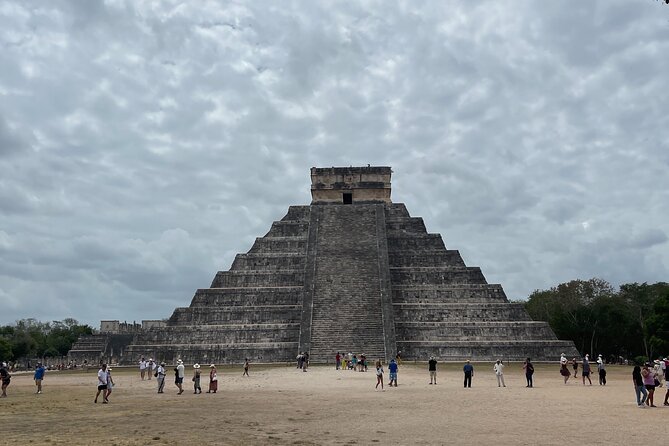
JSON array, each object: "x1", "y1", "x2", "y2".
[{"x1": 1, "y1": 0, "x2": 668, "y2": 327}]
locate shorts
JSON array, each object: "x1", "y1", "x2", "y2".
[
  {"x1": 429, "y1": 371, "x2": 437, "y2": 378},
  {"x1": 582, "y1": 371, "x2": 590, "y2": 377},
  {"x1": 35, "y1": 379, "x2": 42, "y2": 385},
  {"x1": 389, "y1": 372, "x2": 397, "y2": 380},
  {"x1": 645, "y1": 384, "x2": 655, "y2": 391},
  {"x1": 97, "y1": 384, "x2": 107, "y2": 391},
  {"x1": 2, "y1": 378, "x2": 10, "y2": 386},
  {"x1": 175, "y1": 377, "x2": 183, "y2": 384}
]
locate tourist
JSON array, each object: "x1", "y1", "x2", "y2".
[
  {"x1": 633, "y1": 365, "x2": 647, "y2": 408},
  {"x1": 572, "y1": 357, "x2": 578, "y2": 378},
  {"x1": 156, "y1": 362, "x2": 166, "y2": 393},
  {"x1": 523, "y1": 358, "x2": 534, "y2": 388},
  {"x1": 597, "y1": 355, "x2": 607, "y2": 385},
  {"x1": 463, "y1": 360, "x2": 474, "y2": 388},
  {"x1": 352, "y1": 355, "x2": 358, "y2": 371},
  {"x1": 493, "y1": 359, "x2": 506, "y2": 387},
  {"x1": 396, "y1": 350, "x2": 402, "y2": 365},
  {"x1": 388, "y1": 359, "x2": 398, "y2": 387},
  {"x1": 0, "y1": 361, "x2": 11, "y2": 397},
  {"x1": 335, "y1": 352, "x2": 341, "y2": 370},
  {"x1": 303, "y1": 352, "x2": 310, "y2": 372},
  {"x1": 147, "y1": 358, "x2": 154, "y2": 381},
  {"x1": 192, "y1": 363, "x2": 202, "y2": 394},
  {"x1": 653, "y1": 359, "x2": 663, "y2": 388},
  {"x1": 175, "y1": 359, "x2": 185, "y2": 395},
  {"x1": 361, "y1": 354, "x2": 367, "y2": 372},
  {"x1": 243, "y1": 358, "x2": 250, "y2": 377},
  {"x1": 582, "y1": 354, "x2": 592, "y2": 385},
  {"x1": 297, "y1": 352, "x2": 304, "y2": 369},
  {"x1": 34, "y1": 362, "x2": 46, "y2": 394},
  {"x1": 105, "y1": 367, "x2": 115, "y2": 402},
  {"x1": 663, "y1": 357, "x2": 669, "y2": 406},
  {"x1": 94, "y1": 363, "x2": 108, "y2": 404},
  {"x1": 428, "y1": 356, "x2": 437, "y2": 385},
  {"x1": 375, "y1": 360, "x2": 384, "y2": 390},
  {"x1": 139, "y1": 357, "x2": 147, "y2": 380},
  {"x1": 560, "y1": 353, "x2": 570, "y2": 384},
  {"x1": 642, "y1": 363, "x2": 656, "y2": 407},
  {"x1": 208, "y1": 364, "x2": 218, "y2": 393}
]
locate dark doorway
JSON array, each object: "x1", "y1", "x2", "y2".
[{"x1": 343, "y1": 192, "x2": 352, "y2": 204}]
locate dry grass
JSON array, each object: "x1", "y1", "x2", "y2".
[{"x1": 2, "y1": 362, "x2": 667, "y2": 445}]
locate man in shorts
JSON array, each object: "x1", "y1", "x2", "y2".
[
  {"x1": 34, "y1": 362, "x2": 46, "y2": 394},
  {"x1": 95, "y1": 363, "x2": 109, "y2": 403},
  {"x1": 0, "y1": 362, "x2": 10, "y2": 397},
  {"x1": 428, "y1": 356, "x2": 437, "y2": 385},
  {"x1": 175, "y1": 359, "x2": 185, "y2": 395},
  {"x1": 388, "y1": 359, "x2": 398, "y2": 387}
]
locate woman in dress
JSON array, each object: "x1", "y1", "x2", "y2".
[
  {"x1": 208, "y1": 364, "x2": 218, "y2": 394},
  {"x1": 560, "y1": 353, "x2": 571, "y2": 384}
]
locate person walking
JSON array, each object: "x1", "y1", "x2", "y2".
[
  {"x1": 105, "y1": 367, "x2": 115, "y2": 402},
  {"x1": 335, "y1": 352, "x2": 341, "y2": 370},
  {"x1": 633, "y1": 365, "x2": 648, "y2": 408},
  {"x1": 582, "y1": 354, "x2": 592, "y2": 385},
  {"x1": 94, "y1": 363, "x2": 108, "y2": 404},
  {"x1": 428, "y1": 356, "x2": 437, "y2": 385},
  {"x1": 1, "y1": 361, "x2": 11, "y2": 398},
  {"x1": 560, "y1": 354, "x2": 570, "y2": 384},
  {"x1": 34, "y1": 362, "x2": 46, "y2": 394},
  {"x1": 523, "y1": 358, "x2": 534, "y2": 388},
  {"x1": 192, "y1": 363, "x2": 202, "y2": 394},
  {"x1": 147, "y1": 359, "x2": 154, "y2": 381},
  {"x1": 243, "y1": 358, "x2": 250, "y2": 377},
  {"x1": 388, "y1": 359, "x2": 398, "y2": 387},
  {"x1": 597, "y1": 355, "x2": 607, "y2": 385},
  {"x1": 663, "y1": 357, "x2": 669, "y2": 406},
  {"x1": 463, "y1": 360, "x2": 474, "y2": 388},
  {"x1": 642, "y1": 363, "x2": 656, "y2": 407},
  {"x1": 156, "y1": 362, "x2": 166, "y2": 393},
  {"x1": 175, "y1": 359, "x2": 185, "y2": 395},
  {"x1": 303, "y1": 352, "x2": 310, "y2": 372},
  {"x1": 493, "y1": 359, "x2": 506, "y2": 387},
  {"x1": 139, "y1": 357, "x2": 147, "y2": 380},
  {"x1": 208, "y1": 364, "x2": 218, "y2": 393},
  {"x1": 572, "y1": 357, "x2": 578, "y2": 378},
  {"x1": 375, "y1": 360, "x2": 384, "y2": 391}
]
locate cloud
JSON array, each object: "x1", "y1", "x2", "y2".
[{"x1": 0, "y1": 0, "x2": 668, "y2": 324}]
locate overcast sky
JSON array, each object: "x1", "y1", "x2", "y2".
[{"x1": 1, "y1": 0, "x2": 668, "y2": 327}]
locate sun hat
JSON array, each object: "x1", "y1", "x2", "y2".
[
  {"x1": 177, "y1": 359, "x2": 183, "y2": 364},
  {"x1": 193, "y1": 363, "x2": 200, "y2": 369},
  {"x1": 210, "y1": 364, "x2": 216, "y2": 368}
]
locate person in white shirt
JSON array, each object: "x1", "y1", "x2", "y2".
[
  {"x1": 139, "y1": 358, "x2": 147, "y2": 380},
  {"x1": 175, "y1": 359, "x2": 185, "y2": 395},
  {"x1": 95, "y1": 364, "x2": 108, "y2": 404},
  {"x1": 560, "y1": 353, "x2": 571, "y2": 384},
  {"x1": 156, "y1": 362, "x2": 166, "y2": 393},
  {"x1": 493, "y1": 359, "x2": 506, "y2": 387}
]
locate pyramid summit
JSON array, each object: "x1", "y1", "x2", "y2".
[{"x1": 70, "y1": 166, "x2": 578, "y2": 364}]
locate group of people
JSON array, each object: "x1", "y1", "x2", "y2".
[
  {"x1": 632, "y1": 357, "x2": 669, "y2": 408},
  {"x1": 334, "y1": 352, "x2": 370, "y2": 372},
  {"x1": 560, "y1": 353, "x2": 608, "y2": 385}
]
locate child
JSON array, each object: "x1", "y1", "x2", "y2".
[{"x1": 375, "y1": 360, "x2": 384, "y2": 390}]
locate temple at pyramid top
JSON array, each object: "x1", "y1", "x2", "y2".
[{"x1": 310, "y1": 166, "x2": 392, "y2": 204}]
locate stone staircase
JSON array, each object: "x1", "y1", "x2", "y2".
[
  {"x1": 306, "y1": 205, "x2": 388, "y2": 362},
  {"x1": 68, "y1": 334, "x2": 109, "y2": 364}
]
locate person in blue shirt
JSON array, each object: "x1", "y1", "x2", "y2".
[
  {"x1": 388, "y1": 359, "x2": 398, "y2": 387},
  {"x1": 34, "y1": 362, "x2": 46, "y2": 394},
  {"x1": 463, "y1": 360, "x2": 474, "y2": 388}
]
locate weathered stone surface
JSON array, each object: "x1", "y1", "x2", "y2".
[{"x1": 78, "y1": 166, "x2": 578, "y2": 364}]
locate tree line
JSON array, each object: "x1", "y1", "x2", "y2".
[
  {"x1": 523, "y1": 279, "x2": 669, "y2": 363},
  {"x1": 0, "y1": 318, "x2": 93, "y2": 361}
]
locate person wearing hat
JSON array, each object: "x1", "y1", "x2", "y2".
[
  {"x1": 560, "y1": 354, "x2": 570, "y2": 384},
  {"x1": 174, "y1": 359, "x2": 185, "y2": 395},
  {"x1": 208, "y1": 364, "x2": 218, "y2": 393},
  {"x1": 192, "y1": 363, "x2": 202, "y2": 394},
  {"x1": 147, "y1": 358, "x2": 154, "y2": 381},
  {"x1": 597, "y1": 355, "x2": 606, "y2": 386},
  {"x1": 34, "y1": 362, "x2": 46, "y2": 394},
  {"x1": 428, "y1": 356, "x2": 437, "y2": 385},
  {"x1": 156, "y1": 362, "x2": 166, "y2": 393},
  {"x1": 0, "y1": 361, "x2": 11, "y2": 397}
]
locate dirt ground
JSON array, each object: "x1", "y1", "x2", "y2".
[{"x1": 1, "y1": 362, "x2": 667, "y2": 445}]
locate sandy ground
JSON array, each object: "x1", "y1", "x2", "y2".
[{"x1": 1, "y1": 362, "x2": 667, "y2": 445}]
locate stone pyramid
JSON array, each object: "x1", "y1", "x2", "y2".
[{"x1": 124, "y1": 166, "x2": 578, "y2": 364}]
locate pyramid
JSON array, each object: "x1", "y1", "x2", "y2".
[{"x1": 123, "y1": 166, "x2": 578, "y2": 363}]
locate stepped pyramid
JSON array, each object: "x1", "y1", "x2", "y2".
[{"x1": 124, "y1": 166, "x2": 578, "y2": 364}]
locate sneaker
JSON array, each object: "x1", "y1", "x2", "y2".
[{"x1": 638, "y1": 404, "x2": 646, "y2": 408}]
